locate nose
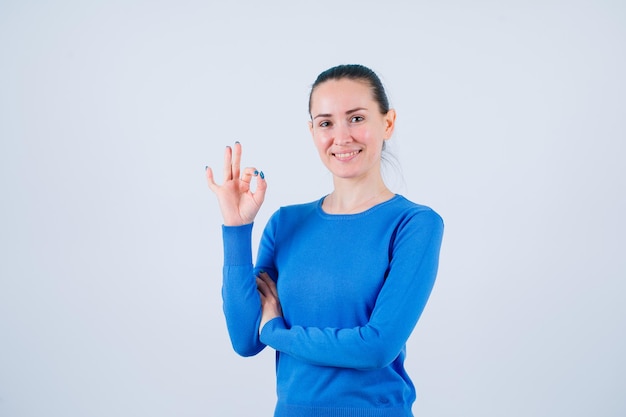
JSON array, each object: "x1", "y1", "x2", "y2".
[{"x1": 333, "y1": 122, "x2": 352, "y2": 146}]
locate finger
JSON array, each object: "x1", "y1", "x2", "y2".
[
  {"x1": 256, "y1": 277, "x2": 270, "y2": 298},
  {"x1": 222, "y1": 145, "x2": 233, "y2": 181},
  {"x1": 231, "y1": 142, "x2": 242, "y2": 181},
  {"x1": 252, "y1": 170, "x2": 268, "y2": 205},
  {"x1": 206, "y1": 166, "x2": 218, "y2": 191},
  {"x1": 259, "y1": 272, "x2": 279, "y2": 299},
  {"x1": 240, "y1": 167, "x2": 257, "y2": 186}
]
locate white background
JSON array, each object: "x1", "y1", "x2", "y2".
[{"x1": 1, "y1": 1, "x2": 624, "y2": 416}]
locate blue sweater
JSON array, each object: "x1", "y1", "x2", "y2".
[{"x1": 221, "y1": 195, "x2": 444, "y2": 417}]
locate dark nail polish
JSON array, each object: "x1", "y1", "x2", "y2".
[
  {"x1": 235, "y1": 141, "x2": 240, "y2": 144},
  {"x1": 254, "y1": 170, "x2": 259, "y2": 176},
  {"x1": 205, "y1": 165, "x2": 208, "y2": 171},
  {"x1": 259, "y1": 171, "x2": 265, "y2": 179}
]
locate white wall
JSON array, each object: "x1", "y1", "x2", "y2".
[{"x1": 1, "y1": 1, "x2": 624, "y2": 416}]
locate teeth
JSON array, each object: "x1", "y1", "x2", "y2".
[{"x1": 335, "y1": 151, "x2": 360, "y2": 158}]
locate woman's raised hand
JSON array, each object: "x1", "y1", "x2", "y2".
[{"x1": 206, "y1": 142, "x2": 267, "y2": 226}]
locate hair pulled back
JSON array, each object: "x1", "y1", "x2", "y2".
[{"x1": 308, "y1": 64, "x2": 390, "y2": 116}]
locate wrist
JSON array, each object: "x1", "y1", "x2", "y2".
[{"x1": 221, "y1": 223, "x2": 254, "y2": 265}]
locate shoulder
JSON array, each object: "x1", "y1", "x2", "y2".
[
  {"x1": 384, "y1": 195, "x2": 443, "y2": 225},
  {"x1": 384, "y1": 196, "x2": 444, "y2": 252},
  {"x1": 380, "y1": 196, "x2": 445, "y2": 244}
]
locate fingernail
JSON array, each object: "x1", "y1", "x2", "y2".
[
  {"x1": 205, "y1": 165, "x2": 208, "y2": 171},
  {"x1": 235, "y1": 141, "x2": 240, "y2": 144},
  {"x1": 259, "y1": 171, "x2": 265, "y2": 179},
  {"x1": 254, "y1": 170, "x2": 259, "y2": 176}
]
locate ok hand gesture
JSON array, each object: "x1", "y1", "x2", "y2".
[{"x1": 206, "y1": 142, "x2": 267, "y2": 226}]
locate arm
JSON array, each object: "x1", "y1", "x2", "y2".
[
  {"x1": 259, "y1": 209, "x2": 444, "y2": 369},
  {"x1": 206, "y1": 142, "x2": 268, "y2": 356},
  {"x1": 221, "y1": 211, "x2": 280, "y2": 356},
  {"x1": 221, "y1": 223, "x2": 265, "y2": 356}
]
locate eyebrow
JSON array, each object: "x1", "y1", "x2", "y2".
[{"x1": 313, "y1": 107, "x2": 368, "y2": 120}]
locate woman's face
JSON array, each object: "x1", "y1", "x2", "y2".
[{"x1": 308, "y1": 78, "x2": 396, "y2": 182}]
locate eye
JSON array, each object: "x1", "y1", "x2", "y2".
[
  {"x1": 319, "y1": 120, "x2": 331, "y2": 128},
  {"x1": 350, "y1": 115, "x2": 364, "y2": 123}
]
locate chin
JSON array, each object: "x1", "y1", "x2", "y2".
[{"x1": 329, "y1": 169, "x2": 362, "y2": 180}]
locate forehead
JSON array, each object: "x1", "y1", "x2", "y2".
[{"x1": 310, "y1": 78, "x2": 374, "y2": 112}]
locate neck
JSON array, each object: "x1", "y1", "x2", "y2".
[{"x1": 324, "y1": 178, "x2": 393, "y2": 214}]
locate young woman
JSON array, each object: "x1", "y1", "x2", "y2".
[{"x1": 206, "y1": 64, "x2": 444, "y2": 417}]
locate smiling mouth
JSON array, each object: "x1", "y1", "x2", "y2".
[{"x1": 333, "y1": 150, "x2": 361, "y2": 159}]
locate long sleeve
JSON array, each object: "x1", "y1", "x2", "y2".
[
  {"x1": 259, "y1": 208, "x2": 444, "y2": 370},
  {"x1": 221, "y1": 223, "x2": 265, "y2": 357}
]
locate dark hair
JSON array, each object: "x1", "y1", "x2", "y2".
[{"x1": 308, "y1": 64, "x2": 390, "y2": 117}]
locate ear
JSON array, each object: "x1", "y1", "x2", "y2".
[
  {"x1": 308, "y1": 120, "x2": 314, "y2": 136},
  {"x1": 383, "y1": 109, "x2": 397, "y2": 140}
]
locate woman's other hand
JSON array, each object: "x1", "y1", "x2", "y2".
[
  {"x1": 257, "y1": 272, "x2": 282, "y2": 335},
  {"x1": 206, "y1": 142, "x2": 267, "y2": 226}
]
